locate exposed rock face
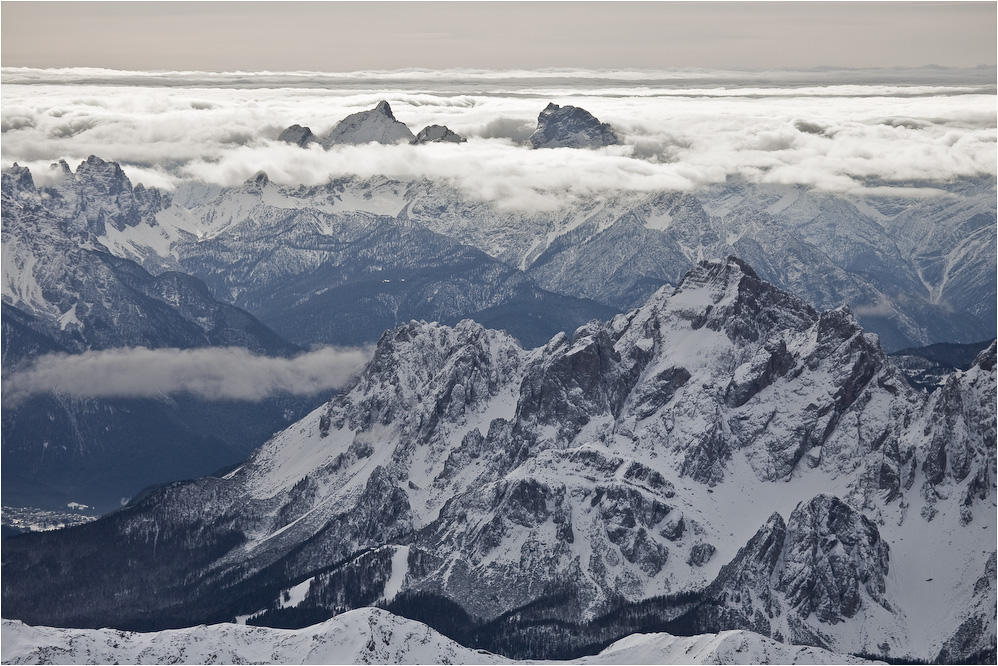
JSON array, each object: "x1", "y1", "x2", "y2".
[
  {"x1": 278, "y1": 124, "x2": 316, "y2": 147},
  {"x1": 413, "y1": 124, "x2": 466, "y2": 144},
  {"x1": 528, "y1": 103, "x2": 619, "y2": 149},
  {"x1": 321, "y1": 100, "x2": 415, "y2": 147},
  {"x1": 17, "y1": 155, "x2": 170, "y2": 237},
  {"x1": 151, "y1": 175, "x2": 615, "y2": 349},
  {"x1": 12, "y1": 160, "x2": 992, "y2": 351},
  {"x1": 919, "y1": 340, "x2": 997, "y2": 523},
  {"x1": 780, "y1": 495, "x2": 891, "y2": 623},
  {"x1": 699, "y1": 495, "x2": 892, "y2": 650},
  {"x1": 0, "y1": 160, "x2": 286, "y2": 353}
]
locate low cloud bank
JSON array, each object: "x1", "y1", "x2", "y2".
[
  {"x1": 3, "y1": 346, "x2": 373, "y2": 405},
  {"x1": 2, "y1": 69, "x2": 995, "y2": 208}
]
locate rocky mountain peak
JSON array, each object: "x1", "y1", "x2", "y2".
[
  {"x1": 670, "y1": 256, "x2": 818, "y2": 345},
  {"x1": 413, "y1": 125, "x2": 466, "y2": 144},
  {"x1": 1, "y1": 163, "x2": 35, "y2": 197},
  {"x1": 528, "y1": 102, "x2": 619, "y2": 149},
  {"x1": 701, "y1": 494, "x2": 893, "y2": 650},
  {"x1": 2, "y1": 234, "x2": 993, "y2": 662},
  {"x1": 973, "y1": 339, "x2": 996, "y2": 372},
  {"x1": 7, "y1": 157, "x2": 170, "y2": 236},
  {"x1": 277, "y1": 124, "x2": 316, "y2": 147},
  {"x1": 919, "y1": 336, "x2": 997, "y2": 522},
  {"x1": 53, "y1": 158, "x2": 74, "y2": 178},
  {"x1": 244, "y1": 170, "x2": 271, "y2": 190},
  {"x1": 322, "y1": 101, "x2": 415, "y2": 147},
  {"x1": 328, "y1": 319, "x2": 523, "y2": 434},
  {"x1": 75, "y1": 155, "x2": 130, "y2": 194}
]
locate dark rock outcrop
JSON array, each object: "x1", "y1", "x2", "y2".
[
  {"x1": 277, "y1": 124, "x2": 316, "y2": 147},
  {"x1": 528, "y1": 103, "x2": 619, "y2": 149},
  {"x1": 699, "y1": 495, "x2": 891, "y2": 647},
  {"x1": 413, "y1": 125, "x2": 466, "y2": 144}
]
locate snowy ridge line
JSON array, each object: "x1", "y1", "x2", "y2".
[{"x1": 0, "y1": 608, "x2": 884, "y2": 665}]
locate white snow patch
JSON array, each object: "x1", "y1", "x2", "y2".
[
  {"x1": 278, "y1": 577, "x2": 314, "y2": 609},
  {"x1": 765, "y1": 185, "x2": 801, "y2": 214},
  {"x1": 99, "y1": 219, "x2": 181, "y2": 262},
  {"x1": 644, "y1": 210, "x2": 672, "y2": 231},
  {"x1": 57, "y1": 303, "x2": 80, "y2": 330},
  {"x1": 381, "y1": 545, "x2": 410, "y2": 602}
]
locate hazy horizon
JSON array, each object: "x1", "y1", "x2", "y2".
[{"x1": 2, "y1": 2, "x2": 995, "y2": 72}]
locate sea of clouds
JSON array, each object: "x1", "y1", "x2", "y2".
[
  {"x1": 2, "y1": 66, "x2": 995, "y2": 209},
  {"x1": 1, "y1": 66, "x2": 995, "y2": 402}
]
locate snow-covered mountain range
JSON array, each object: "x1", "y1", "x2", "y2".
[
  {"x1": 1, "y1": 99, "x2": 994, "y2": 665},
  {"x1": 1, "y1": 608, "x2": 883, "y2": 665},
  {"x1": 3, "y1": 156, "x2": 615, "y2": 350},
  {"x1": 8, "y1": 157, "x2": 989, "y2": 353},
  {"x1": 4, "y1": 258, "x2": 993, "y2": 663}
]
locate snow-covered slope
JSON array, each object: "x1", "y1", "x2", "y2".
[
  {"x1": 3, "y1": 162, "x2": 614, "y2": 350},
  {"x1": 0, "y1": 608, "x2": 882, "y2": 665},
  {"x1": 140, "y1": 173, "x2": 615, "y2": 348},
  {"x1": 1, "y1": 609, "x2": 503, "y2": 666},
  {"x1": 4, "y1": 258, "x2": 992, "y2": 662}
]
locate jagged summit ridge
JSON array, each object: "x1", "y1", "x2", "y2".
[
  {"x1": 2, "y1": 155, "x2": 169, "y2": 237},
  {"x1": 528, "y1": 102, "x2": 619, "y2": 149}
]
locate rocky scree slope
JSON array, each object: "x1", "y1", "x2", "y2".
[{"x1": 2, "y1": 257, "x2": 993, "y2": 662}]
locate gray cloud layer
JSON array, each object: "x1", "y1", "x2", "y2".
[
  {"x1": 1, "y1": 68, "x2": 995, "y2": 208},
  {"x1": 3, "y1": 346, "x2": 372, "y2": 405}
]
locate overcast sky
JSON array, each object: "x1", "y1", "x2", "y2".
[{"x1": 2, "y1": 1, "x2": 995, "y2": 71}]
